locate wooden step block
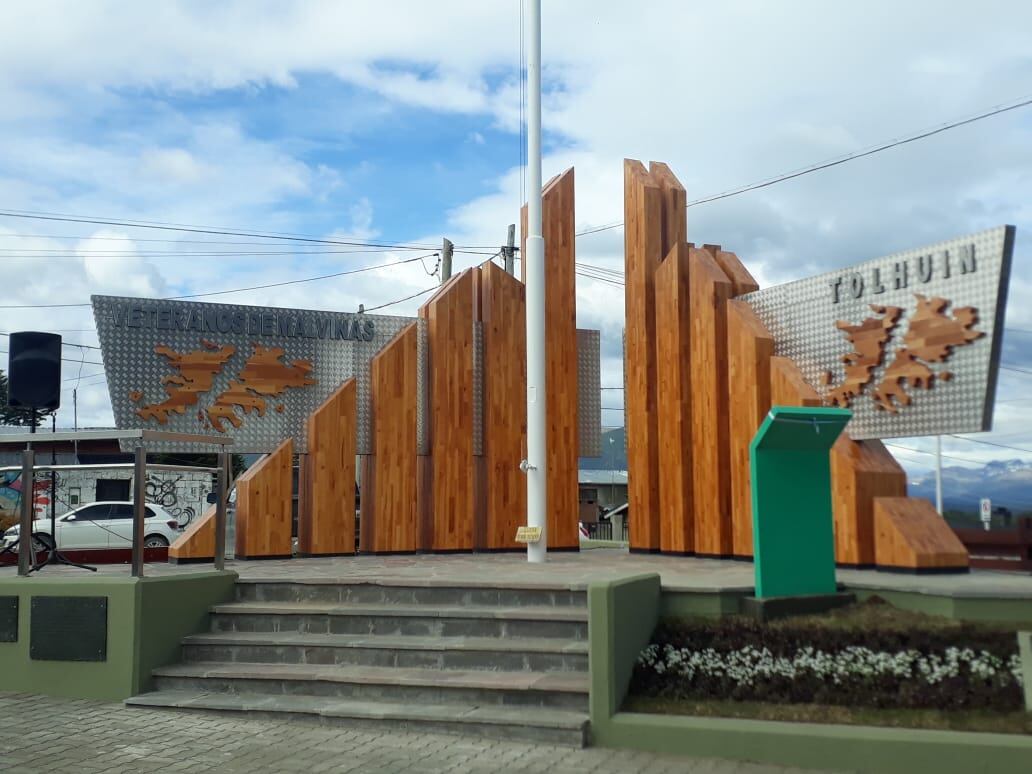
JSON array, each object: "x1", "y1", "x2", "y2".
[
  {"x1": 235, "y1": 438, "x2": 294, "y2": 560},
  {"x1": 169, "y1": 504, "x2": 215, "y2": 562},
  {"x1": 874, "y1": 497, "x2": 970, "y2": 571}
]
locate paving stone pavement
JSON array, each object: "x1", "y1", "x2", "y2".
[{"x1": 0, "y1": 692, "x2": 827, "y2": 774}]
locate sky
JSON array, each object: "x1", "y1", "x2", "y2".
[{"x1": 0, "y1": 0, "x2": 1030, "y2": 492}]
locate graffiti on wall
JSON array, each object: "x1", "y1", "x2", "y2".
[{"x1": 144, "y1": 474, "x2": 198, "y2": 526}]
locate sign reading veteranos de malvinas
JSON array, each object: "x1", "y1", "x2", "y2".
[{"x1": 742, "y1": 226, "x2": 1014, "y2": 440}]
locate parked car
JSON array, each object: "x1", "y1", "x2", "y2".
[{"x1": 1, "y1": 501, "x2": 181, "y2": 551}]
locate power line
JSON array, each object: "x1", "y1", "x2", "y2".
[
  {"x1": 0, "y1": 332, "x2": 100, "y2": 350},
  {"x1": 947, "y1": 434, "x2": 1032, "y2": 455},
  {"x1": 574, "y1": 92, "x2": 1032, "y2": 237},
  {"x1": 0, "y1": 209, "x2": 501, "y2": 253},
  {"x1": 0, "y1": 348, "x2": 104, "y2": 367},
  {"x1": 1001, "y1": 365, "x2": 1032, "y2": 377},
  {"x1": 362, "y1": 286, "x2": 438, "y2": 313},
  {"x1": 0, "y1": 254, "x2": 436, "y2": 309},
  {"x1": 884, "y1": 443, "x2": 986, "y2": 466}
]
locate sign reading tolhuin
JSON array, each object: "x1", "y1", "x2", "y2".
[
  {"x1": 742, "y1": 226, "x2": 1014, "y2": 440},
  {"x1": 92, "y1": 296, "x2": 416, "y2": 453}
]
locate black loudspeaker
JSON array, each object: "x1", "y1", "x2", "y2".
[{"x1": 7, "y1": 331, "x2": 62, "y2": 411}]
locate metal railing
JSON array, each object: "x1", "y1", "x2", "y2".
[{"x1": 2, "y1": 429, "x2": 233, "y2": 577}]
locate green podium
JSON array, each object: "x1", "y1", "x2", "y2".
[{"x1": 749, "y1": 405, "x2": 852, "y2": 600}]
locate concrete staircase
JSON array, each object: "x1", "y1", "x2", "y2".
[{"x1": 126, "y1": 579, "x2": 591, "y2": 746}]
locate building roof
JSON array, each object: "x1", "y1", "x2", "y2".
[{"x1": 578, "y1": 470, "x2": 627, "y2": 485}]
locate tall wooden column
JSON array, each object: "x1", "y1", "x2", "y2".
[
  {"x1": 298, "y1": 378, "x2": 356, "y2": 556},
  {"x1": 362, "y1": 324, "x2": 419, "y2": 553},
  {"x1": 623, "y1": 160, "x2": 663, "y2": 551},
  {"x1": 235, "y1": 438, "x2": 293, "y2": 560},
  {"x1": 727, "y1": 300, "x2": 773, "y2": 558},
  {"x1": 479, "y1": 262, "x2": 527, "y2": 549},
  {"x1": 420, "y1": 270, "x2": 477, "y2": 551},
  {"x1": 688, "y1": 246, "x2": 734, "y2": 557},
  {"x1": 521, "y1": 168, "x2": 580, "y2": 550}
]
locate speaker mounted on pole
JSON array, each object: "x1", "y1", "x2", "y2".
[{"x1": 7, "y1": 331, "x2": 62, "y2": 412}]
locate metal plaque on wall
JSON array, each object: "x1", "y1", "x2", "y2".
[
  {"x1": 741, "y1": 226, "x2": 1014, "y2": 440},
  {"x1": 30, "y1": 596, "x2": 107, "y2": 662},
  {"x1": 92, "y1": 295, "x2": 417, "y2": 454}
]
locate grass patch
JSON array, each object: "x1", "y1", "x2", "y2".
[{"x1": 623, "y1": 695, "x2": 1032, "y2": 736}]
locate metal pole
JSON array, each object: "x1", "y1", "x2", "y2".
[
  {"x1": 17, "y1": 449, "x2": 34, "y2": 576},
  {"x1": 524, "y1": 0, "x2": 547, "y2": 563},
  {"x1": 441, "y1": 238, "x2": 454, "y2": 284},
  {"x1": 214, "y1": 451, "x2": 229, "y2": 571},
  {"x1": 935, "y1": 435, "x2": 943, "y2": 516},
  {"x1": 504, "y1": 224, "x2": 516, "y2": 275},
  {"x1": 73, "y1": 388, "x2": 78, "y2": 461},
  {"x1": 131, "y1": 445, "x2": 146, "y2": 577}
]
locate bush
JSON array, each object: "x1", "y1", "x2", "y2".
[{"x1": 630, "y1": 608, "x2": 1023, "y2": 711}]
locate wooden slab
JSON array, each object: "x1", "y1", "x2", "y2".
[
  {"x1": 689, "y1": 246, "x2": 734, "y2": 556},
  {"x1": 235, "y1": 438, "x2": 293, "y2": 559},
  {"x1": 770, "y1": 356, "x2": 822, "y2": 407},
  {"x1": 420, "y1": 269, "x2": 477, "y2": 551},
  {"x1": 168, "y1": 504, "x2": 216, "y2": 562},
  {"x1": 831, "y1": 436, "x2": 908, "y2": 566},
  {"x1": 479, "y1": 263, "x2": 527, "y2": 550},
  {"x1": 874, "y1": 496, "x2": 970, "y2": 570},
  {"x1": 298, "y1": 379, "x2": 356, "y2": 556},
  {"x1": 727, "y1": 300, "x2": 774, "y2": 558},
  {"x1": 711, "y1": 248, "x2": 760, "y2": 297},
  {"x1": 624, "y1": 159, "x2": 663, "y2": 551},
  {"x1": 363, "y1": 323, "x2": 419, "y2": 553},
  {"x1": 521, "y1": 169, "x2": 580, "y2": 550},
  {"x1": 655, "y1": 241, "x2": 693, "y2": 554}
]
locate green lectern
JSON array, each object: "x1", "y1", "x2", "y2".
[{"x1": 749, "y1": 405, "x2": 852, "y2": 600}]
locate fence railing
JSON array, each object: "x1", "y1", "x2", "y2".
[{"x1": 0, "y1": 429, "x2": 232, "y2": 577}]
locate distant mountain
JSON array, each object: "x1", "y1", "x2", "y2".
[{"x1": 906, "y1": 459, "x2": 1032, "y2": 513}]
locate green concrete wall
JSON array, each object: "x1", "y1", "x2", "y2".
[
  {"x1": 1019, "y1": 632, "x2": 1032, "y2": 712},
  {"x1": 588, "y1": 573, "x2": 661, "y2": 735},
  {"x1": 0, "y1": 570, "x2": 236, "y2": 701}
]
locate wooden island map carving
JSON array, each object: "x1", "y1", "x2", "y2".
[{"x1": 131, "y1": 340, "x2": 316, "y2": 432}]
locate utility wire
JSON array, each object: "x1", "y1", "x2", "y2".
[
  {"x1": 0, "y1": 348, "x2": 104, "y2": 367},
  {"x1": 0, "y1": 332, "x2": 100, "y2": 350},
  {"x1": 0, "y1": 232, "x2": 503, "y2": 250},
  {"x1": 884, "y1": 443, "x2": 986, "y2": 466},
  {"x1": 574, "y1": 93, "x2": 1032, "y2": 237},
  {"x1": 946, "y1": 434, "x2": 1032, "y2": 455},
  {"x1": 0, "y1": 254, "x2": 435, "y2": 309},
  {"x1": 362, "y1": 286, "x2": 438, "y2": 313}
]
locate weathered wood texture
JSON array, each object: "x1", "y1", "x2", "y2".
[
  {"x1": 521, "y1": 169, "x2": 580, "y2": 549},
  {"x1": 235, "y1": 438, "x2": 293, "y2": 559},
  {"x1": 624, "y1": 160, "x2": 663, "y2": 550},
  {"x1": 727, "y1": 300, "x2": 774, "y2": 558},
  {"x1": 298, "y1": 379, "x2": 356, "y2": 556},
  {"x1": 831, "y1": 437, "x2": 908, "y2": 566},
  {"x1": 420, "y1": 270, "x2": 477, "y2": 551},
  {"x1": 874, "y1": 497, "x2": 970, "y2": 570},
  {"x1": 168, "y1": 504, "x2": 216, "y2": 561},
  {"x1": 479, "y1": 263, "x2": 527, "y2": 550},
  {"x1": 365, "y1": 324, "x2": 419, "y2": 553},
  {"x1": 770, "y1": 356, "x2": 822, "y2": 408},
  {"x1": 689, "y1": 246, "x2": 735, "y2": 556},
  {"x1": 655, "y1": 243, "x2": 694, "y2": 554},
  {"x1": 710, "y1": 247, "x2": 760, "y2": 297}
]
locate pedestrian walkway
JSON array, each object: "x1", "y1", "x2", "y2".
[{"x1": 0, "y1": 692, "x2": 824, "y2": 773}]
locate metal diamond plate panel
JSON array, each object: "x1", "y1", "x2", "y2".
[
  {"x1": 92, "y1": 295, "x2": 416, "y2": 454},
  {"x1": 473, "y1": 320, "x2": 484, "y2": 457},
  {"x1": 740, "y1": 226, "x2": 1014, "y2": 440},
  {"x1": 577, "y1": 328, "x2": 602, "y2": 457}
]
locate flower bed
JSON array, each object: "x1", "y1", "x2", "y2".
[{"x1": 630, "y1": 602, "x2": 1024, "y2": 712}]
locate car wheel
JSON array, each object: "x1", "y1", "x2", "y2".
[
  {"x1": 144, "y1": 535, "x2": 170, "y2": 549},
  {"x1": 31, "y1": 533, "x2": 54, "y2": 552}
]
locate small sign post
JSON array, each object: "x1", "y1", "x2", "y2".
[
  {"x1": 980, "y1": 498, "x2": 992, "y2": 531},
  {"x1": 515, "y1": 526, "x2": 542, "y2": 544}
]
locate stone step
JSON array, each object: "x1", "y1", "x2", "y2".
[
  {"x1": 125, "y1": 690, "x2": 589, "y2": 747},
  {"x1": 235, "y1": 580, "x2": 586, "y2": 609},
  {"x1": 151, "y1": 662, "x2": 589, "y2": 711},
  {"x1": 208, "y1": 602, "x2": 589, "y2": 640},
  {"x1": 182, "y1": 631, "x2": 589, "y2": 672}
]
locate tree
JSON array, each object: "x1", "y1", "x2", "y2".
[{"x1": 0, "y1": 369, "x2": 54, "y2": 428}]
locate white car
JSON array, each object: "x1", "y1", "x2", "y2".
[{"x1": 1, "y1": 501, "x2": 181, "y2": 551}]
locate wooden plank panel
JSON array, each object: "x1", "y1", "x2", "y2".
[
  {"x1": 654, "y1": 241, "x2": 693, "y2": 554},
  {"x1": 874, "y1": 496, "x2": 969, "y2": 570},
  {"x1": 480, "y1": 262, "x2": 527, "y2": 550},
  {"x1": 689, "y1": 246, "x2": 734, "y2": 557},
  {"x1": 710, "y1": 247, "x2": 760, "y2": 297},
  {"x1": 649, "y1": 161, "x2": 687, "y2": 257},
  {"x1": 168, "y1": 504, "x2": 215, "y2": 561},
  {"x1": 298, "y1": 378, "x2": 356, "y2": 556},
  {"x1": 421, "y1": 269, "x2": 476, "y2": 551},
  {"x1": 367, "y1": 323, "x2": 419, "y2": 553},
  {"x1": 831, "y1": 437, "x2": 907, "y2": 566},
  {"x1": 770, "y1": 356, "x2": 822, "y2": 407},
  {"x1": 235, "y1": 438, "x2": 293, "y2": 559},
  {"x1": 624, "y1": 159, "x2": 663, "y2": 551},
  {"x1": 727, "y1": 300, "x2": 774, "y2": 558}
]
